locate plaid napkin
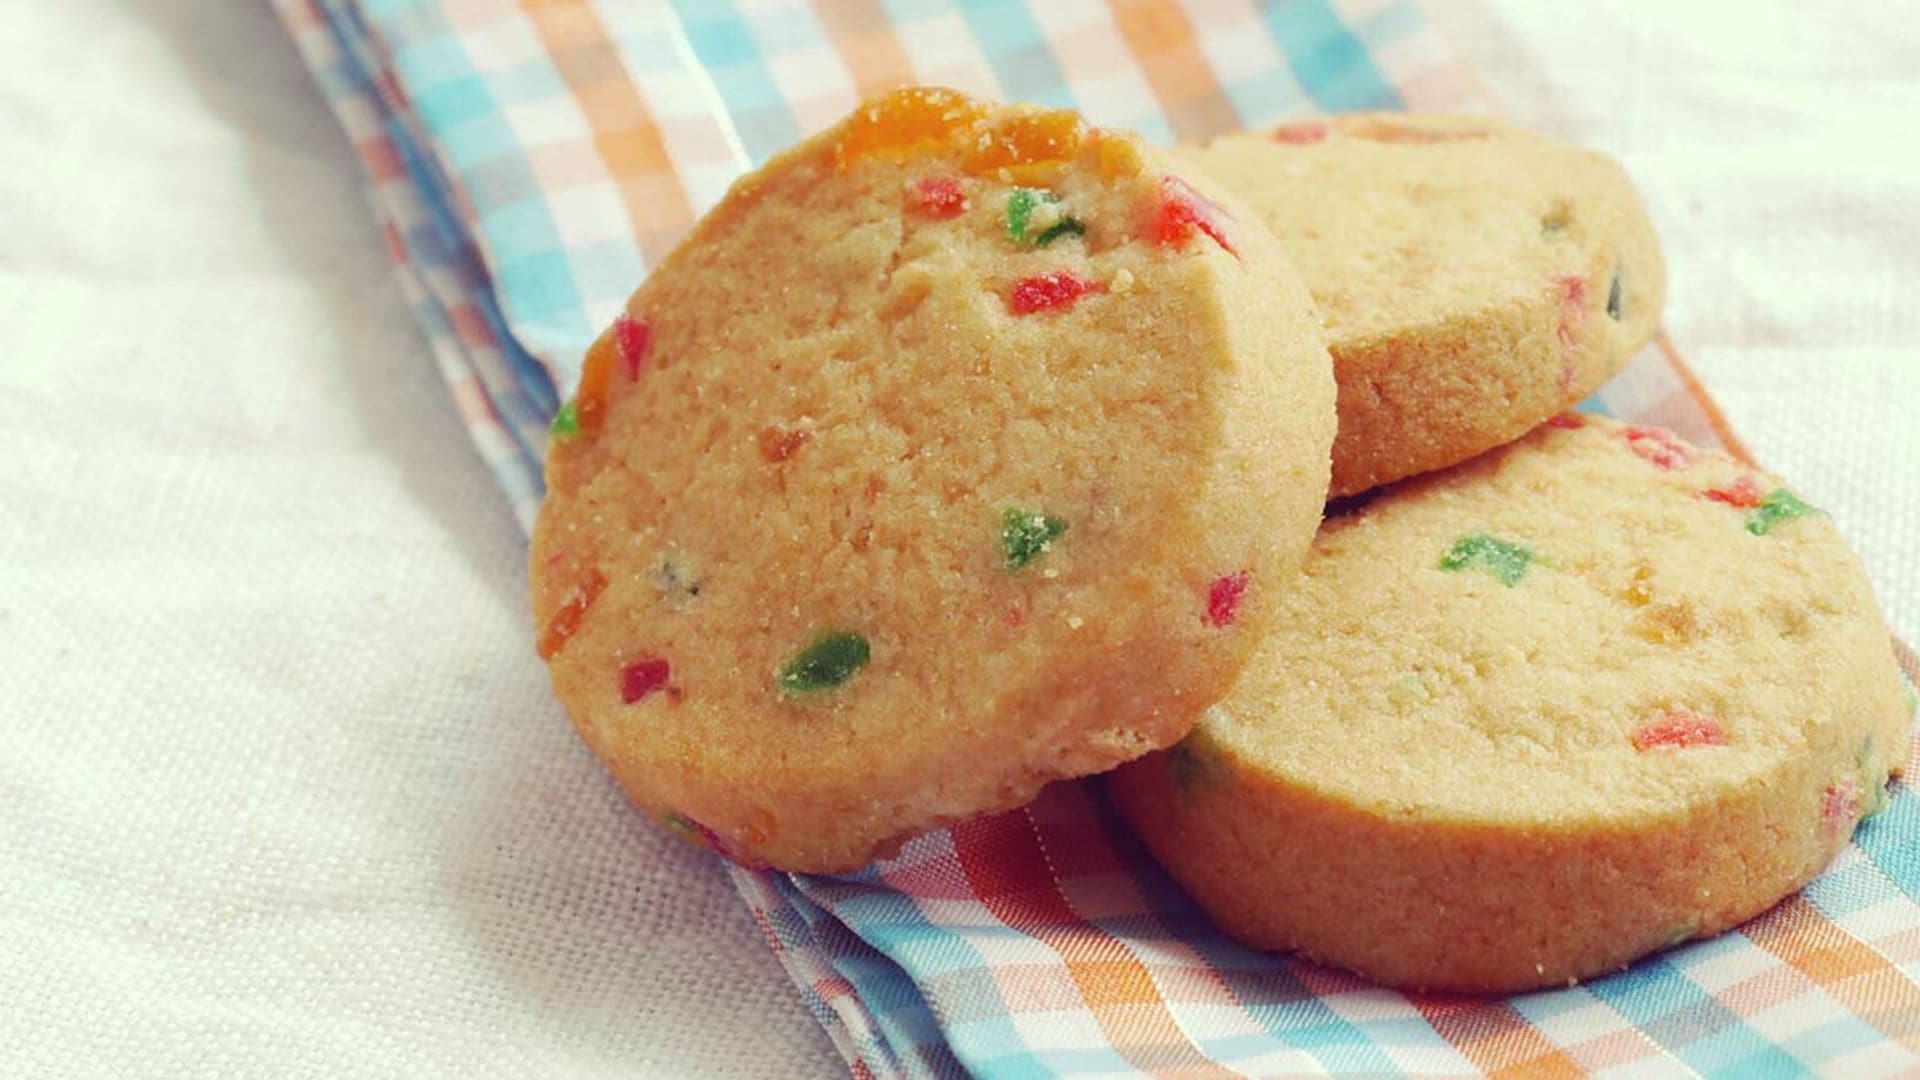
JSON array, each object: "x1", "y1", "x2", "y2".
[{"x1": 276, "y1": 2, "x2": 1920, "y2": 1075}]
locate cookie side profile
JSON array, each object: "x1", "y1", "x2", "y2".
[
  {"x1": 531, "y1": 89, "x2": 1335, "y2": 873},
  {"x1": 1111, "y1": 414, "x2": 1911, "y2": 993},
  {"x1": 1176, "y1": 113, "x2": 1666, "y2": 497}
]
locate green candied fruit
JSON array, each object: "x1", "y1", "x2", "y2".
[
  {"x1": 549, "y1": 399, "x2": 580, "y2": 438},
  {"x1": 1438, "y1": 534, "x2": 1537, "y2": 587},
  {"x1": 1000, "y1": 507, "x2": 1067, "y2": 570},
  {"x1": 777, "y1": 631, "x2": 871, "y2": 694},
  {"x1": 1746, "y1": 488, "x2": 1818, "y2": 536},
  {"x1": 1607, "y1": 269, "x2": 1623, "y2": 319},
  {"x1": 660, "y1": 811, "x2": 701, "y2": 840},
  {"x1": 1006, "y1": 188, "x2": 1082, "y2": 247}
]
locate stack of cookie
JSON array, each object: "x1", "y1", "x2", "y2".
[{"x1": 530, "y1": 89, "x2": 1911, "y2": 993}]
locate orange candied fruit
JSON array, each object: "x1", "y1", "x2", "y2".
[
  {"x1": 537, "y1": 567, "x2": 607, "y2": 659},
  {"x1": 571, "y1": 329, "x2": 619, "y2": 436},
  {"x1": 963, "y1": 108, "x2": 1087, "y2": 181},
  {"x1": 834, "y1": 87, "x2": 989, "y2": 170}
]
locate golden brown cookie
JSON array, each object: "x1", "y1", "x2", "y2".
[
  {"x1": 1176, "y1": 113, "x2": 1665, "y2": 497},
  {"x1": 1111, "y1": 414, "x2": 1911, "y2": 992},
  {"x1": 531, "y1": 88, "x2": 1335, "y2": 873}
]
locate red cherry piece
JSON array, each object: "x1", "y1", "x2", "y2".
[
  {"x1": 1702, "y1": 475, "x2": 1764, "y2": 509},
  {"x1": 1153, "y1": 176, "x2": 1236, "y2": 256},
  {"x1": 1271, "y1": 120, "x2": 1329, "y2": 145},
  {"x1": 1822, "y1": 780, "x2": 1862, "y2": 833},
  {"x1": 620, "y1": 657, "x2": 672, "y2": 704},
  {"x1": 1622, "y1": 425, "x2": 1694, "y2": 471},
  {"x1": 1554, "y1": 274, "x2": 1586, "y2": 349},
  {"x1": 1547, "y1": 412, "x2": 1584, "y2": 429},
  {"x1": 1632, "y1": 709, "x2": 1727, "y2": 751},
  {"x1": 911, "y1": 176, "x2": 967, "y2": 218},
  {"x1": 614, "y1": 313, "x2": 651, "y2": 380},
  {"x1": 1206, "y1": 571, "x2": 1251, "y2": 628},
  {"x1": 1009, "y1": 272, "x2": 1100, "y2": 315}
]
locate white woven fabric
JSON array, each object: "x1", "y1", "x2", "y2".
[{"x1": 0, "y1": 1, "x2": 1911, "y2": 1077}]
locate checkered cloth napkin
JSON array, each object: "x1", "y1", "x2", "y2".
[{"x1": 276, "y1": 2, "x2": 1920, "y2": 1075}]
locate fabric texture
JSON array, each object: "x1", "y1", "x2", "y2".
[{"x1": 242, "y1": 0, "x2": 1919, "y2": 1075}]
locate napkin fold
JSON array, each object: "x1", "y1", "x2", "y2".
[{"x1": 275, "y1": 1, "x2": 1920, "y2": 1074}]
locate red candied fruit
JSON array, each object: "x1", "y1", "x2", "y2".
[
  {"x1": 911, "y1": 176, "x2": 968, "y2": 218},
  {"x1": 1271, "y1": 120, "x2": 1329, "y2": 145},
  {"x1": 1822, "y1": 780, "x2": 1862, "y2": 833},
  {"x1": 1206, "y1": 571, "x2": 1251, "y2": 628},
  {"x1": 1153, "y1": 176, "x2": 1236, "y2": 256},
  {"x1": 1702, "y1": 475, "x2": 1764, "y2": 508},
  {"x1": 537, "y1": 568, "x2": 607, "y2": 659},
  {"x1": 614, "y1": 313, "x2": 651, "y2": 380},
  {"x1": 1622, "y1": 425, "x2": 1694, "y2": 471},
  {"x1": 1009, "y1": 271, "x2": 1100, "y2": 315},
  {"x1": 620, "y1": 657, "x2": 672, "y2": 704},
  {"x1": 1554, "y1": 274, "x2": 1586, "y2": 348},
  {"x1": 1547, "y1": 412, "x2": 1585, "y2": 429},
  {"x1": 1632, "y1": 709, "x2": 1727, "y2": 751}
]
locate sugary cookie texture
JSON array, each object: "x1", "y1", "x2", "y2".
[
  {"x1": 531, "y1": 88, "x2": 1335, "y2": 873},
  {"x1": 1111, "y1": 414, "x2": 1911, "y2": 993},
  {"x1": 1176, "y1": 113, "x2": 1666, "y2": 497}
]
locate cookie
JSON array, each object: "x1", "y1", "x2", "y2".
[
  {"x1": 531, "y1": 88, "x2": 1336, "y2": 873},
  {"x1": 1175, "y1": 113, "x2": 1666, "y2": 497},
  {"x1": 1110, "y1": 414, "x2": 1911, "y2": 993}
]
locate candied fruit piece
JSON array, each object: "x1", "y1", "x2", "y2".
[
  {"x1": 549, "y1": 400, "x2": 579, "y2": 438},
  {"x1": 621, "y1": 657, "x2": 672, "y2": 703},
  {"x1": 1822, "y1": 780, "x2": 1862, "y2": 834},
  {"x1": 1343, "y1": 117, "x2": 1491, "y2": 144},
  {"x1": 1747, "y1": 488, "x2": 1818, "y2": 536},
  {"x1": 537, "y1": 568, "x2": 607, "y2": 659},
  {"x1": 1621, "y1": 425, "x2": 1693, "y2": 471},
  {"x1": 1439, "y1": 534, "x2": 1536, "y2": 587},
  {"x1": 963, "y1": 108, "x2": 1086, "y2": 178},
  {"x1": 565, "y1": 329, "x2": 620, "y2": 437},
  {"x1": 778, "y1": 631, "x2": 871, "y2": 694},
  {"x1": 1152, "y1": 176, "x2": 1236, "y2": 255},
  {"x1": 1008, "y1": 272, "x2": 1100, "y2": 315},
  {"x1": 614, "y1": 313, "x2": 651, "y2": 380},
  {"x1": 1702, "y1": 475, "x2": 1764, "y2": 509},
  {"x1": 999, "y1": 507, "x2": 1066, "y2": 570},
  {"x1": 1005, "y1": 188, "x2": 1082, "y2": 248},
  {"x1": 835, "y1": 87, "x2": 987, "y2": 169},
  {"x1": 1271, "y1": 120, "x2": 1329, "y2": 145},
  {"x1": 911, "y1": 176, "x2": 967, "y2": 218},
  {"x1": 1607, "y1": 269, "x2": 1624, "y2": 320},
  {"x1": 1546, "y1": 412, "x2": 1584, "y2": 429},
  {"x1": 1632, "y1": 710, "x2": 1727, "y2": 751},
  {"x1": 1206, "y1": 571, "x2": 1251, "y2": 627}
]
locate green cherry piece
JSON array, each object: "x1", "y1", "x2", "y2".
[
  {"x1": 1746, "y1": 488, "x2": 1817, "y2": 536},
  {"x1": 1006, "y1": 188, "x2": 1081, "y2": 247},
  {"x1": 1005, "y1": 187, "x2": 1048, "y2": 241},
  {"x1": 550, "y1": 399, "x2": 581, "y2": 438},
  {"x1": 660, "y1": 812, "x2": 701, "y2": 840},
  {"x1": 1606, "y1": 268, "x2": 1624, "y2": 320},
  {"x1": 1000, "y1": 507, "x2": 1067, "y2": 570},
  {"x1": 1438, "y1": 533, "x2": 1537, "y2": 587},
  {"x1": 778, "y1": 631, "x2": 871, "y2": 694}
]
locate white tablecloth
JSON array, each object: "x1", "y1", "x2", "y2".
[{"x1": 2, "y1": 2, "x2": 1911, "y2": 1076}]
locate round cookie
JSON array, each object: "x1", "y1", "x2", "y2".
[
  {"x1": 1174, "y1": 113, "x2": 1666, "y2": 498},
  {"x1": 531, "y1": 88, "x2": 1336, "y2": 873},
  {"x1": 1110, "y1": 414, "x2": 1911, "y2": 993}
]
